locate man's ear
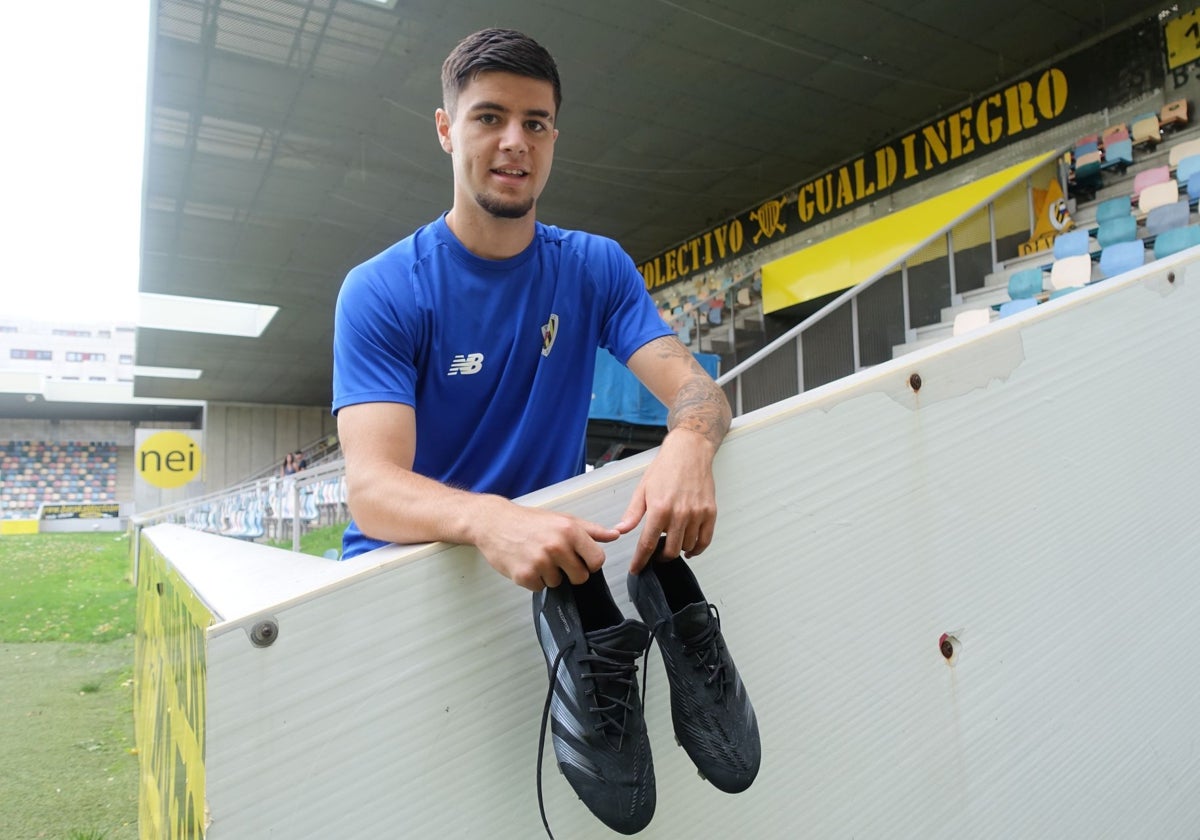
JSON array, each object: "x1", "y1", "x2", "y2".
[{"x1": 435, "y1": 108, "x2": 453, "y2": 153}]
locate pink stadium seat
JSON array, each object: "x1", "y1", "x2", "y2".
[
  {"x1": 1101, "y1": 124, "x2": 1129, "y2": 146},
  {"x1": 1131, "y1": 165, "x2": 1170, "y2": 201}
]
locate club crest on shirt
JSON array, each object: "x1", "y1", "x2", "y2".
[{"x1": 540, "y1": 314, "x2": 559, "y2": 357}]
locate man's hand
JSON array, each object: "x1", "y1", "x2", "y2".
[
  {"x1": 620, "y1": 336, "x2": 732, "y2": 573},
  {"x1": 340, "y1": 402, "x2": 619, "y2": 592},
  {"x1": 470, "y1": 494, "x2": 621, "y2": 591},
  {"x1": 615, "y1": 428, "x2": 719, "y2": 573}
]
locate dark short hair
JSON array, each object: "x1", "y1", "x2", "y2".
[{"x1": 441, "y1": 28, "x2": 561, "y2": 116}]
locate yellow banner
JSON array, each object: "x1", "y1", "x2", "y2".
[
  {"x1": 762, "y1": 152, "x2": 1058, "y2": 314},
  {"x1": 136, "y1": 535, "x2": 212, "y2": 839}
]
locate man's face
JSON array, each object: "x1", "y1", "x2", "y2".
[{"x1": 436, "y1": 71, "x2": 558, "y2": 220}]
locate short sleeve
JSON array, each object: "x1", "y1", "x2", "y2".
[
  {"x1": 594, "y1": 239, "x2": 674, "y2": 363},
  {"x1": 331, "y1": 260, "x2": 421, "y2": 414}
]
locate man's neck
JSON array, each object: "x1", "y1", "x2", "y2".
[{"x1": 444, "y1": 203, "x2": 537, "y2": 261}]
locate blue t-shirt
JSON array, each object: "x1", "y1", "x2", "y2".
[{"x1": 332, "y1": 214, "x2": 673, "y2": 558}]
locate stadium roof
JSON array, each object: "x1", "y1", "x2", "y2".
[{"x1": 136, "y1": 0, "x2": 1170, "y2": 408}]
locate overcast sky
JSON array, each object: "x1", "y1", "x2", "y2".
[{"x1": 3, "y1": 3, "x2": 150, "y2": 325}]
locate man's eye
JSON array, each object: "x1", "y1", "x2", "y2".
[
  {"x1": 526, "y1": 121, "x2": 546, "y2": 132},
  {"x1": 478, "y1": 113, "x2": 499, "y2": 125}
]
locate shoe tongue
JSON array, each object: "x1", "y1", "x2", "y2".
[
  {"x1": 585, "y1": 618, "x2": 649, "y2": 655},
  {"x1": 672, "y1": 601, "x2": 713, "y2": 637}
]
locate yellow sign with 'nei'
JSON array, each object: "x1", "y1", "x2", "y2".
[{"x1": 137, "y1": 431, "x2": 203, "y2": 489}]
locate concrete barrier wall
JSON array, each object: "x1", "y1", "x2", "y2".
[{"x1": 138, "y1": 246, "x2": 1200, "y2": 838}]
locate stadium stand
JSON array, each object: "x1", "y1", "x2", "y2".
[{"x1": 0, "y1": 440, "x2": 117, "y2": 518}]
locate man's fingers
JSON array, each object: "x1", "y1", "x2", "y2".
[
  {"x1": 630, "y1": 525, "x2": 664, "y2": 574},
  {"x1": 687, "y1": 518, "x2": 716, "y2": 556},
  {"x1": 560, "y1": 551, "x2": 592, "y2": 585},
  {"x1": 614, "y1": 486, "x2": 646, "y2": 534}
]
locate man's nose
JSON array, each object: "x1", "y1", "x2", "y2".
[{"x1": 499, "y1": 121, "x2": 527, "y2": 153}]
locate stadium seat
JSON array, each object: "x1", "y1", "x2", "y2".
[
  {"x1": 1049, "y1": 254, "x2": 1092, "y2": 290},
  {"x1": 1160, "y1": 98, "x2": 1189, "y2": 133},
  {"x1": 1138, "y1": 179, "x2": 1181, "y2": 215},
  {"x1": 1101, "y1": 124, "x2": 1130, "y2": 146},
  {"x1": 1153, "y1": 223, "x2": 1200, "y2": 259},
  {"x1": 1096, "y1": 214, "x2": 1138, "y2": 248},
  {"x1": 1188, "y1": 172, "x2": 1200, "y2": 204},
  {"x1": 1073, "y1": 150, "x2": 1103, "y2": 184},
  {"x1": 998, "y1": 298, "x2": 1038, "y2": 318},
  {"x1": 1100, "y1": 138, "x2": 1133, "y2": 172},
  {"x1": 1168, "y1": 137, "x2": 1200, "y2": 169},
  {"x1": 1007, "y1": 268, "x2": 1044, "y2": 300},
  {"x1": 952, "y1": 309, "x2": 991, "y2": 336},
  {"x1": 1095, "y1": 196, "x2": 1132, "y2": 224},
  {"x1": 1075, "y1": 140, "x2": 1100, "y2": 158},
  {"x1": 1144, "y1": 199, "x2": 1190, "y2": 238},
  {"x1": 1131, "y1": 112, "x2": 1161, "y2": 147},
  {"x1": 1131, "y1": 165, "x2": 1170, "y2": 201},
  {"x1": 1049, "y1": 287, "x2": 1080, "y2": 300},
  {"x1": 1176, "y1": 154, "x2": 1200, "y2": 186},
  {"x1": 1099, "y1": 240, "x2": 1145, "y2": 278},
  {"x1": 1052, "y1": 229, "x2": 1090, "y2": 259}
]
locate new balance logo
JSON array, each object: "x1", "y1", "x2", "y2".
[{"x1": 447, "y1": 353, "x2": 484, "y2": 376}]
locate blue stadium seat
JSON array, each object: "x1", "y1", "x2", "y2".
[
  {"x1": 1096, "y1": 214, "x2": 1138, "y2": 248},
  {"x1": 1153, "y1": 224, "x2": 1200, "y2": 259},
  {"x1": 1188, "y1": 172, "x2": 1200, "y2": 204},
  {"x1": 1176, "y1": 154, "x2": 1200, "y2": 186},
  {"x1": 1098, "y1": 240, "x2": 1145, "y2": 278},
  {"x1": 1095, "y1": 196, "x2": 1132, "y2": 224},
  {"x1": 1007, "y1": 268, "x2": 1044, "y2": 300},
  {"x1": 1052, "y1": 229, "x2": 1090, "y2": 259},
  {"x1": 1144, "y1": 199, "x2": 1191, "y2": 238},
  {"x1": 1100, "y1": 138, "x2": 1134, "y2": 172},
  {"x1": 998, "y1": 298, "x2": 1038, "y2": 318}
]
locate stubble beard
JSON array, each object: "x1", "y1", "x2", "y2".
[{"x1": 475, "y1": 191, "x2": 535, "y2": 220}]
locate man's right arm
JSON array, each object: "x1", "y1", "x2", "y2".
[{"x1": 337, "y1": 401, "x2": 617, "y2": 590}]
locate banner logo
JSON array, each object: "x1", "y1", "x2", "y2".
[{"x1": 137, "y1": 431, "x2": 203, "y2": 489}]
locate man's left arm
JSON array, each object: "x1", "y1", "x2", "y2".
[{"x1": 616, "y1": 334, "x2": 732, "y2": 572}]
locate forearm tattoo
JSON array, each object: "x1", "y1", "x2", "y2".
[{"x1": 648, "y1": 337, "x2": 732, "y2": 448}]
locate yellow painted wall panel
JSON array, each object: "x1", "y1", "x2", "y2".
[{"x1": 762, "y1": 152, "x2": 1057, "y2": 313}]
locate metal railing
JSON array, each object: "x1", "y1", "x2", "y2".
[{"x1": 132, "y1": 457, "x2": 348, "y2": 553}]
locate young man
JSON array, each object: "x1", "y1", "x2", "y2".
[
  {"x1": 333, "y1": 29, "x2": 756, "y2": 836},
  {"x1": 333, "y1": 29, "x2": 729, "y2": 585}
]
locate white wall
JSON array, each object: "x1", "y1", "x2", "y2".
[{"x1": 140, "y1": 246, "x2": 1200, "y2": 838}]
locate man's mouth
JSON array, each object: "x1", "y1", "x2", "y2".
[{"x1": 492, "y1": 167, "x2": 528, "y2": 177}]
